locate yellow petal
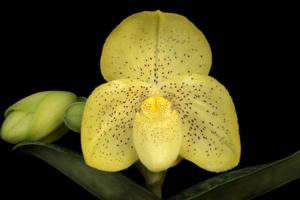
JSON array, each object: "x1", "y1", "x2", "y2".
[
  {"x1": 81, "y1": 79, "x2": 154, "y2": 172},
  {"x1": 101, "y1": 10, "x2": 212, "y2": 84},
  {"x1": 133, "y1": 96, "x2": 182, "y2": 172},
  {"x1": 159, "y1": 74, "x2": 240, "y2": 172}
]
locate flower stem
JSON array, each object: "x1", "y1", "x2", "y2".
[{"x1": 135, "y1": 162, "x2": 167, "y2": 198}]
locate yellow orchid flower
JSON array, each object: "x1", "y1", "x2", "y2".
[{"x1": 81, "y1": 11, "x2": 240, "y2": 173}]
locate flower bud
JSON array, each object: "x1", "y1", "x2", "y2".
[
  {"x1": 1, "y1": 91, "x2": 77, "y2": 144},
  {"x1": 64, "y1": 101, "x2": 85, "y2": 133}
]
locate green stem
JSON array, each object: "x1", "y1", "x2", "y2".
[{"x1": 135, "y1": 162, "x2": 167, "y2": 198}]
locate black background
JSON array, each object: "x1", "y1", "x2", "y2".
[{"x1": 1, "y1": 1, "x2": 299, "y2": 199}]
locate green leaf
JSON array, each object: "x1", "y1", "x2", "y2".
[
  {"x1": 13, "y1": 142, "x2": 160, "y2": 200},
  {"x1": 64, "y1": 101, "x2": 85, "y2": 133},
  {"x1": 169, "y1": 150, "x2": 300, "y2": 200}
]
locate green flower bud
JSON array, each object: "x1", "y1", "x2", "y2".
[
  {"x1": 64, "y1": 101, "x2": 85, "y2": 133},
  {"x1": 1, "y1": 91, "x2": 77, "y2": 144}
]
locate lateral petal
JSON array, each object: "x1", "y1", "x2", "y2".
[
  {"x1": 81, "y1": 79, "x2": 154, "y2": 171},
  {"x1": 159, "y1": 74, "x2": 240, "y2": 172}
]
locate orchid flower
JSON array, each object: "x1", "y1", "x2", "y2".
[{"x1": 81, "y1": 11, "x2": 240, "y2": 173}]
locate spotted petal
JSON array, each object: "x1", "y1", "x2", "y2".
[
  {"x1": 81, "y1": 79, "x2": 154, "y2": 172},
  {"x1": 159, "y1": 74, "x2": 240, "y2": 172},
  {"x1": 101, "y1": 10, "x2": 212, "y2": 84}
]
